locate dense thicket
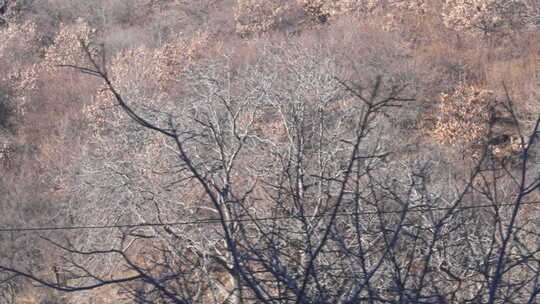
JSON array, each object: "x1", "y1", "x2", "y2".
[{"x1": 0, "y1": 1, "x2": 539, "y2": 303}]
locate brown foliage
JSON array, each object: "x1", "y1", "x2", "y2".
[{"x1": 432, "y1": 84, "x2": 494, "y2": 145}]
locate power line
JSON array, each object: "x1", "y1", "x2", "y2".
[{"x1": 0, "y1": 201, "x2": 539, "y2": 233}]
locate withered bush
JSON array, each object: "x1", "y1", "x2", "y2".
[{"x1": 432, "y1": 84, "x2": 494, "y2": 146}]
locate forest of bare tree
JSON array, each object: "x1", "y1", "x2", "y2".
[{"x1": 0, "y1": 0, "x2": 539, "y2": 303}]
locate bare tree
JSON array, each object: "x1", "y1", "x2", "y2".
[{"x1": 0, "y1": 37, "x2": 539, "y2": 304}]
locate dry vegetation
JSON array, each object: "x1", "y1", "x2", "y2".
[{"x1": 0, "y1": 0, "x2": 539, "y2": 303}]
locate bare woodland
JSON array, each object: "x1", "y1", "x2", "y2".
[{"x1": 0, "y1": 0, "x2": 539, "y2": 303}]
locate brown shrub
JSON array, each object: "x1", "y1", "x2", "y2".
[{"x1": 432, "y1": 84, "x2": 494, "y2": 145}]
